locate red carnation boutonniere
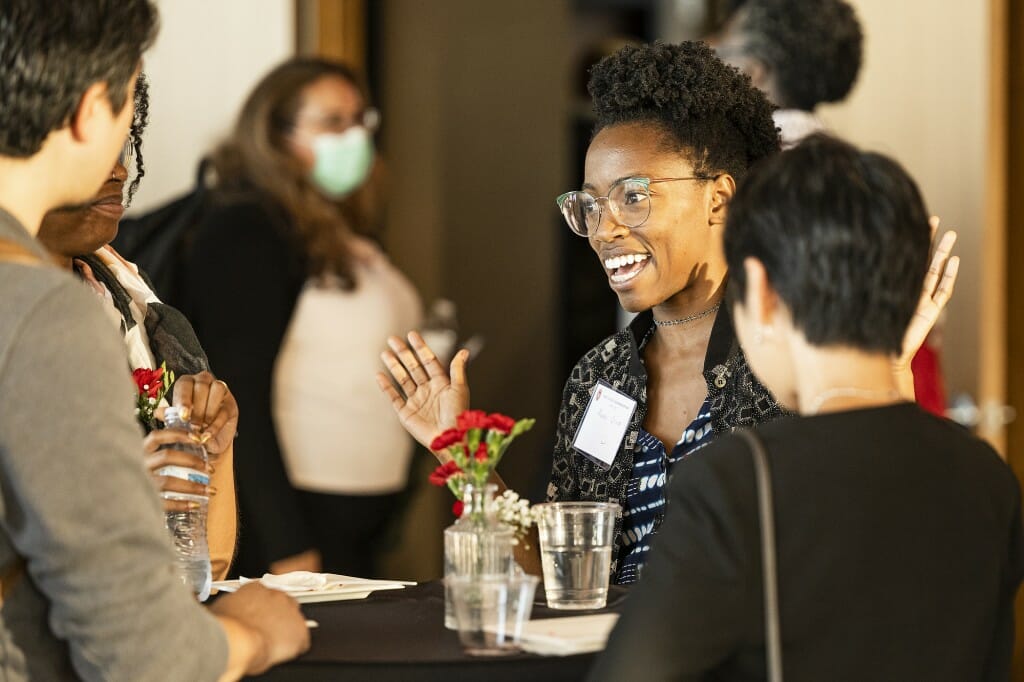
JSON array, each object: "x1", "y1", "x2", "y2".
[{"x1": 133, "y1": 362, "x2": 174, "y2": 430}]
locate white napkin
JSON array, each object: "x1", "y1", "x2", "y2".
[
  {"x1": 240, "y1": 571, "x2": 329, "y2": 593},
  {"x1": 518, "y1": 613, "x2": 620, "y2": 656}
]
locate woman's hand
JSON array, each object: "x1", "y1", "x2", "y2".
[
  {"x1": 143, "y1": 429, "x2": 210, "y2": 513},
  {"x1": 172, "y1": 371, "x2": 239, "y2": 457},
  {"x1": 376, "y1": 331, "x2": 471, "y2": 458},
  {"x1": 894, "y1": 218, "x2": 959, "y2": 397}
]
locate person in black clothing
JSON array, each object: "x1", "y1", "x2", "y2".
[{"x1": 590, "y1": 135, "x2": 1021, "y2": 681}]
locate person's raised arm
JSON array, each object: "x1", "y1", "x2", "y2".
[{"x1": 894, "y1": 220, "x2": 959, "y2": 399}]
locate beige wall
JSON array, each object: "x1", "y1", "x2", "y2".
[
  {"x1": 131, "y1": 0, "x2": 295, "y2": 212},
  {"x1": 819, "y1": 0, "x2": 999, "y2": 427}
]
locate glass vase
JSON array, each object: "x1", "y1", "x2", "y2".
[{"x1": 443, "y1": 483, "x2": 515, "y2": 629}]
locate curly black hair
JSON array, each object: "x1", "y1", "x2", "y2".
[
  {"x1": 124, "y1": 71, "x2": 150, "y2": 205},
  {"x1": 736, "y1": 0, "x2": 862, "y2": 110},
  {"x1": 588, "y1": 41, "x2": 780, "y2": 182}
]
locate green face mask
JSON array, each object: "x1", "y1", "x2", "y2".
[{"x1": 310, "y1": 126, "x2": 374, "y2": 198}]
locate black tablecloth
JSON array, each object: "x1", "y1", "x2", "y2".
[{"x1": 250, "y1": 580, "x2": 629, "y2": 681}]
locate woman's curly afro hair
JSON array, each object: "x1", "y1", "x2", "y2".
[
  {"x1": 587, "y1": 41, "x2": 780, "y2": 181},
  {"x1": 738, "y1": 0, "x2": 862, "y2": 110}
]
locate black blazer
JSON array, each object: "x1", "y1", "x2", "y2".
[
  {"x1": 590, "y1": 403, "x2": 1023, "y2": 681},
  {"x1": 176, "y1": 191, "x2": 311, "y2": 575}
]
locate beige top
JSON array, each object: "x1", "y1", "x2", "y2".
[{"x1": 273, "y1": 237, "x2": 422, "y2": 494}]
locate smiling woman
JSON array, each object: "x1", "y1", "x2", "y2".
[{"x1": 377, "y1": 41, "x2": 957, "y2": 587}]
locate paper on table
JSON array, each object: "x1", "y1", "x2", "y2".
[
  {"x1": 518, "y1": 613, "x2": 620, "y2": 657},
  {"x1": 212, "y1": 572, "x2": 415, "y2": 600}
]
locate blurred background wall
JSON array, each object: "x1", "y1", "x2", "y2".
[{"x1": 130, "y1": 0, "x2": 295, "y2": 212}]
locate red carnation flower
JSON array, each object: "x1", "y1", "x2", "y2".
[
  {"x1": 486, "y1": 413, "x2": 516, "y2": 434},
  {"x1": 456, "y1": 410, "x2": 490, "y2": 431},
  {"x1": 474, "y1": 442, "x2": 489, "y2": 462},
  {"x1": 428, "y1": 460, "x2": 463, "y2": 487},
  {"x1": 452, "y1": 500, "x2": 465, "y2": 517},
  {"x1": 132, "y1": 367, "x2": 164, "y2": 399},
  {"x1": 429, "y1": 427, "x2": 465, "y2": 452}
]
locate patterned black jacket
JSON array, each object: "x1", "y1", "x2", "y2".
[{"x1": 546, "y1": 307, "x2": 784, "y2": 575}]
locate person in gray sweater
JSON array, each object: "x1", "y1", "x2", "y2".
[{"x1": 0, "y1": 1, "x2": 309, "y2": 679}]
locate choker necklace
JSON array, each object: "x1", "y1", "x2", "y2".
[
  {"x1": 653, "y1": 303, "x2": 721, "y2": 327},
  {"x1": 807, "y1": 387, "x2": 900, "y2": 415}
]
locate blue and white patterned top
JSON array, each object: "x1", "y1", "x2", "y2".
[{"x1": 616, "y1": 397, "x2": 714, "y2": 585}]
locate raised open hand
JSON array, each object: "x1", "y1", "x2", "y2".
[
  {"x1": 899, "y1": 217, "x2": 959, "y2": 369},
  {"x1": 376, "y1": 331, "x2": 470, "y2": 458}
]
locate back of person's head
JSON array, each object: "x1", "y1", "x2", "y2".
[
  {"x1": 724, "y1": 134, "x2": 931, "y2": 354},
  {"x1": 723, "y1": 0, "x2": 862, "y2": 111},
  {"x1": 212, "y1": 57, "x2": 374, "y2": 283},
  {"x1": 0, "y1": 0, "x2": 158, "y2": 158},
  {"x1": 587, "y1": 41, "x2": 779, "y2": 182}
]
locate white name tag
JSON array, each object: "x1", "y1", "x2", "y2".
[{"x1": 572, "y1": 380, "x2": 637, "y2": 470}]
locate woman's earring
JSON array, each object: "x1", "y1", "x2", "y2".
[{"x1": 754, "y1": 325, "x2": 774, "y2": 345}]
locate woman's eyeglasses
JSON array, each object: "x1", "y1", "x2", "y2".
[
  {"x1": 290, "y1": 107, "x2": 381, "y2": 135},
  {"x1": 555, "y1": 176, "x2": 713, "y2": 238}
]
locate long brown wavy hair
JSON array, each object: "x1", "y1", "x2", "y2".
[{"x1": 210, "y1": 57, "x2": 381, "y2": 287}]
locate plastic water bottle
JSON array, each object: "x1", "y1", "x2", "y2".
[{"x1": 159, "y1": 406, "x2": 212, "y2": 601}]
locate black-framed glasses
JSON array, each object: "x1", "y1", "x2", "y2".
[{"x1": 555, "y1": 176, "x2": 713, "y2": 237}]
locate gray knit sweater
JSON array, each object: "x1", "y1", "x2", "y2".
[{"x1": 0, "y1": 209, "x2": 227, "y2": 680}]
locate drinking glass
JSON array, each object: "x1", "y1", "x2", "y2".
[
  {"x1": 533, "y1": 501, "x2": 619, "y2": 609},
  {"x1": 446, "y1": 573, "x2": 539, "y2": 655}
]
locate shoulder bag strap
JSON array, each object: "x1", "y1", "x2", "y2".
[
  {"x1": 0, "y1": 238, "x2": 42, "y2": 266},
  {"x1": 736, "y1": 428, "x2": 783, "y2": 682}
]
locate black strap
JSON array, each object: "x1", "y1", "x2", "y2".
[{"x1": 736, "y1": 428, "x2": 783, "y2": 682}]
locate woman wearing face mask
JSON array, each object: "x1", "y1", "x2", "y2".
[{"x1": 177, "y1": 58, "x2": 421, "y2": 578}]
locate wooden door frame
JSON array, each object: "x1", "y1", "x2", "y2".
[
  {"x1": 295, "y1": 0, "x2": 367, "y2": 71},
  {"x1": 1002, "y1": 0, "x2": 1024, "y2": 675}
]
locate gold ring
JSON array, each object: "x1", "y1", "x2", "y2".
[{"x1": 215, "y1": 379, "x2": 229, "y2": 391}]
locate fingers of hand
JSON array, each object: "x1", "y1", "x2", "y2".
[
  {"x1": 450, "y1": 348, "x2": 470, "y2": 387},
  {"x1": 162, "y1": 498, "x2": 197, "y2": 513},
  {"x1": 155, "y1": 475, "x2": 208, "y2": 498},
  {"x1": 143, "y1": 428, "x2": 198, "y2": 454},
  {"x1": 389, "y1": 336, "x2": 430, "y2": 385},
  {"x1": 144, "y1": 447, "x2": 207, "y2": 472},
  {"x1": 407, "y1": 331, "x2": 445, "y2": 379},
  {"x1": 175, "y1": 371, "x2": 216, "y2": 428},
  {"x1": 171, "y1": 373, "x2": 196, "y2": 418},
  {"x1": 933, "y1": 230, "x2": 957, "y2": 260},
  {"x1": 929, "y1": 215, "x2": 941, "y2": 239},
  {"x1": 380, "y1": 348, "x2": 416, "y2": 395},
  {"x1": 376, "y1": 371, "x2": 406, "y2": 408},
  {"x1": 921, "y1": 230, "x2": 958, "y2": 299},
  {"x1": 934, "y1": 255, "x2": 959, "y2": 308},
  {"x1": 202, "y1": 406, "x2": 237, "y2": 455}
]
